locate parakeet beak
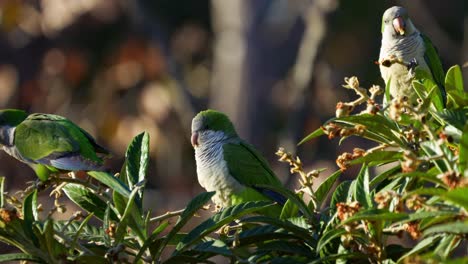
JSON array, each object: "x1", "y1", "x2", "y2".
[
  {"x1": 393, "y1": 16, "x2": 406, "y2": 35},
  {"x1": 191, "y1": 132, "x2": 199, "y2": 147}
]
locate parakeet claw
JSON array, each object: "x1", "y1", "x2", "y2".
[
  {"x1": 20, "y1": 180, "x2": 48, "y2": 197},
  {"x1": 50, "y1": 182, "x2": 67, "y2": 198}
]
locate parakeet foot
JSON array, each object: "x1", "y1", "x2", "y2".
[
  {"x1": 20, "y1": 180, "x2": 48, "y2": 197},
  {"x1": 50, "y1": 182, "x2": 67, "y2": 198}
]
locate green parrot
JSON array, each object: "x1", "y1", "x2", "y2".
[
  {"x1": 0, "y1": 109, "x2": 110, "y2": 181},
  {"x1": 191, "y1": 110, "x2": 285, "y2": 210},
  {"x1": 379, "y1": 6, "x2": 446, "y2": 106}
]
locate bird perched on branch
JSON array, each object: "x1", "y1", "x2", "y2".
[
  {"x1": 0, "y1": 109, "x2": 110, "y2": 182},
  {"x1": 191, "y1": 110, "x2": 285, "y2": 213},
  {"x1": 378, "y1": 6, "x2": 446, "y2": 106}
]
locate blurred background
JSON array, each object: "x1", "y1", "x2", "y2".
[{"x1": 0, "y1": 0, "x2": 465, "y2": 216}]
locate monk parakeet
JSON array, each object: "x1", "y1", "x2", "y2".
[
  {"x1": 191, "y1": 110, "x2": 284, "y2": 210},
  {"x1": 0, "y1": 109, "x2": 109, "y2": 181},
  {"x1": 379, "y1": 6, "x2": 446, "y2": 105}
]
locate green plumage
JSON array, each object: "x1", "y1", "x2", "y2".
[
  {"x1": 223, "y1": 142, "x2": 282, "y2": 188},
  {"x1": 192, "y1": 109, "x2": 286, "y2": 215},
  {"x1": 0, "y1": 109, "x2": 109, "y2": 181},
  {"x1": 15, "y1": 114, "x2": 102, "y2": 163}
]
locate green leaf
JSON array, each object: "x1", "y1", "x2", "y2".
[
  {"x1": 340, "y1": 209, "x2": 407, "y2": 226},
  {"x1": 445, "y1": 65, "x2": 463, "y2": 92},
  {"x1": 240, "y1": 216, "x2": 315, "y2": 246},
  {"x1": 334, "y1": 114, "x2": 402, "y2": 144},
  {"x1": 70, "y1": 213, "x2": 94, "y2": 250},
  {"x1": 175, "y1": 201, "x2": 274, "y2": 253},
  {"x1": 279, "y1": 196, "x2": 300, "y2": 220},
  {"x1": 54, "y1": 220, "x2": 105, "y2": 242},
  {"x1": 298, "y1": 127, "x2": 325, "y2": 145},
  {"x1": 330, "y1": 181, "x2": 352, "y2": 209},
  {"x1": 124, "y1": 132, "x2": 150, "y2": 207},
  {"x1": 459, "y1": 124, "x2": 468, "y2": 173},
  {"x1": 192, "y1": 239, "x2": 232, "y2": 256},
  {"x1": 315, "y1": 170, "x2": 341, "y2": 204},
  {"x1": 433, "y1": 234, "x2": 460, "y2": 259},
  {"x1": 392, "y1": 211, "x2": 458, "y2": 227},
  {"x1": 22, "y1": 190, "x2": 38, "y2": 246},
  {"x1": 236, "y1": 225, "x2": 297, "y2": 247},
  {"x1": 445, "y1": 65, "x2": 465, "y2": 107},
  {"x1": 438, "y1": 109, "x2": 468, "y2": 131},
  {"x1": 441, "y1": 187, "x2": 468, "y2": 211},
  {"x1": 0, "y1": 177, "x2": 4, "y2": 208},
  {"x1": 423, "y1": 221, "x2": 468, "y2": 235},
  {"x1": 114, "y1": 182, "x2": 146, "y2": 243},
  {"x1": 350, "y1": 151, "x2": 402, "y2": 166},
  {"x1": 63, "y1": 184, "x2": 116, "y2": 221},
  {"x1": 398, "y1": 235, "x2": 441, "y2": 263},
  {"x1": 317, "y1": 228, "x2": 347, "y2": 253},
  {"x1": 23, "y1": 190, "x2": 38, "y2": 224},
  {"x1": 88, "y1": 171, "x2": 130, "y2": 197},
  {"x1": 254, "y1": 240, "x2": 313, "y2": 257},
  {"x1": 354, "y1": 165, "x2": 372, "y2": 208},
  {"x1": 255, "y1": 184, "x2": 315, "y2": 220},
  {"x1": 420, "y1": 141, "x2": 453, "y2": 173},
  {"x1": 370, "y1": 165, "x2": 400, "y2": 188},
  {"x1": 154, "y1": 192, "x2": 214, "y2": 260},
  {"x1": 0, "y1": 253, "x2": 43, "y2": 263}
]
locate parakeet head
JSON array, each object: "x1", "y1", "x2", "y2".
[
  {"x1": 381, "y1": 6, "x2": 417, "y2": 38},
  {"x1": 0, "y1": 109, "x2": 27, "y2": 146},
  {"x1": 0, "y1": 109, "x2": 27, "y2": 127},
  {"x1": 191, "y1": 110, "x2": 237, "y2": 147}
]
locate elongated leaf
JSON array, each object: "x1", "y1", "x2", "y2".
[
  {"x1": 350, "y1": 151, "x2": 402, "y2": 166},
  {"x1": 441, "y1": 187, "x2": 468, "y2": 210},
  {"x1": 279, "y1": 195, "x2": 301, "y2": 220},
  {"x1": 334, "y1": 114, "x2": 402, "y2": 144},
  {"x1": 237, "y1": 225, "x2": 297, "y2": 246},
  {"x1": 22, "y1": 190, "x2": 38, "y2": 247},
  {"x1": 88, "y1": 171, "x2": 130, "y2": 197},
  {"x1": 392, "y1": 211, "x2": 458, "y2": 227},
  {"x1": 63, "y1": 184, "x2": 116, "y2": 221},
  {"x1": 438, "y1": 109, "x2": 468, "y2": 131},
  {"x1": 0, "y1": 253, "x2": 43, "y2": 262},
  {"x1": 459, "y1": 124, "x2": 468, "y2": 173},
  {"x1": 240, "y1": 216, "x2": 315, "y2": 245},
  {"x1": 175, "y1": 201, "x2": 274, "y2": 253},
  {"x1": 192, "y1": 239, "x2": 232, "y2": 256},
  {"x1": 315, "y1": 170, "x2": 341, "y2": 204},
  {"x1": 445, "y1": 65, "x2": 463, "y2": 92},
  {"x1": 397, "y1": 235, "x2": 441, "y2": 263},
  {"x1": 23, "y1": 190, "x2": 38, "y2": 223},
  {"x1": 298, "y1": 127, "x2": 325, "y2": 145},
  {"x1": 340, "y1": 209, "x2": 407, "y2": 226},
  {"x1": 330, "y1": 181, "x2": 352, "y2": 209},
  {"x1": 164, "y1": 255, "x2": 216, "y2": 264},
  {"x1": 370, "y1": 165, "x2": 400, "y2": 188},
  {"x1": 54, "y1": 221, "x2": 105, "y2": 242},
  {"x1": 255, "y1": 240, "x2": 313, "y2": 257},
  {"x1": 154, "y1": 192, "x2": 214, "y2": 259},
  {"x1": 423, "y1": 221, "x2": 468, "y2": 235},
  {"x1": 317, "y1": 228, "x2": 347, "y2": 253},
  {"x1": 124, "y1": 132, "x2": 150, "y2": 206},
  {"x1": 255, "y1": 184, "x2": 314, "y2": 220},
  {"x1": 114, "y1": 183, "x2": 146, "y2": 243},
  {"x1": 420, "y1": 141, "x2": 453, "y2": 173},
  {"x1": 0, "y1": 177, "x2": 4, "y2": 208},
  {"x1": 354, "y1": 165, "x2": 372, "y2": 208}
]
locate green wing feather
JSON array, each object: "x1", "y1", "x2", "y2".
[
  {"x1": 223, "y1": 141, "x2": 282, "y2": 187},
  {"x1": 421, "y1": 34, "x2": 446, "y2": 103},
  {"x1": 14, "y1": 114, "x2": 101, "y2": 162}
]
